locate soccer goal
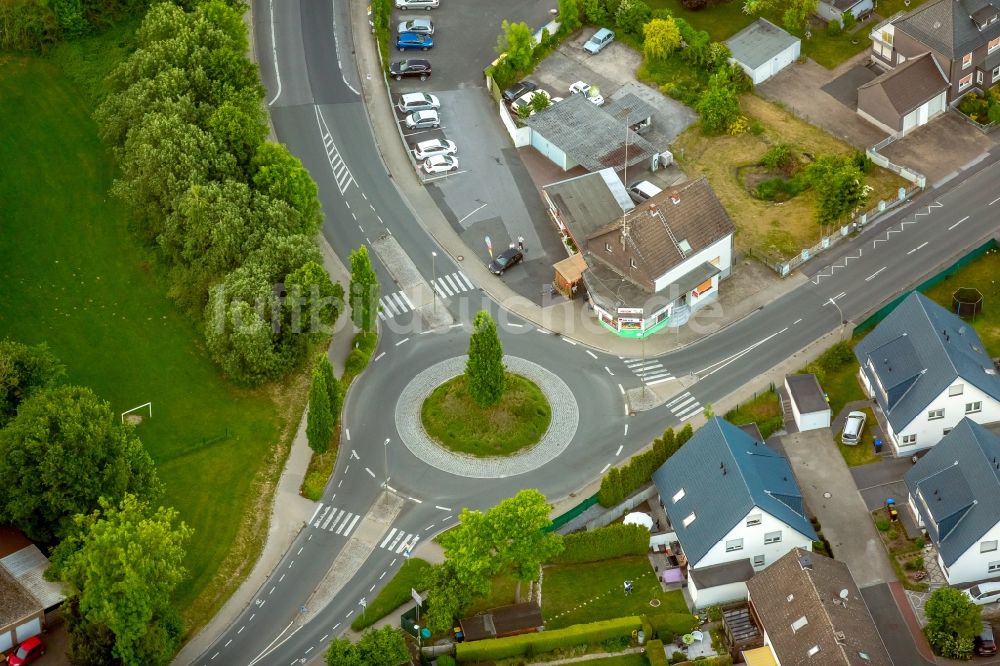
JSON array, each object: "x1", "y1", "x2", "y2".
[{"x1": 121, "y1": 402, "x2": 152, "y2": 425}]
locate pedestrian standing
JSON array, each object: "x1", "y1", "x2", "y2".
[{"x1": 518, "y1": 235, "x2": 525, "y2": 251}]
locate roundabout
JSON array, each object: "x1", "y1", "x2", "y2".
[{"x1": 395, "y1": 355, "x2": 580, "y2": 478}]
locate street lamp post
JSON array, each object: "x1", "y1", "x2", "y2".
[
  {"x1": 640, "y1": 329, "x2": 647, "y2": 398},
  {"x1": 431, "y1": 251, "x2": 437, "y2": 312},
  {"x1": 414, "y1": 624, "x2": 422, "y2": 654},
  {"x1": 383, "y1": 438, "x2": 390, "y2": 490}
]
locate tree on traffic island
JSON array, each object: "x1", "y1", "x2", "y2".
[
  {"x1": 349, "y1": 245, "x2": 379, "y2": 333},
  {"x1": 465, "y1": 310, "x2": 506, "y2": 407},
  {"x1": 307, "y1": 361, "x2": 334, "y2": 454}
]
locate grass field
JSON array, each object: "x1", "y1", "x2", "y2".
[
  {"x1": 421, "y1": 373, "x2": 551, "y2": 457},
  {"x1": 838, "y1": 407, "x2": 881, "y2": 466},
  {"x1": 923, "y1": 248, "x2": 1000, "y2": 356},
  {"x1": 0, "y1": 53, "x2": 304, "y2": 635},
  {"x1": 674, "y1": 95, "x2": 908, "y2": 262},
  {"x1": 724, "y1": 389, "x2": 783, "y2": 439},
  {"x1": 543, "y1": 557, "x2": 688, "y2": 630},
  {"x1": 580, "y1": 654, "x2": 649, "y2": 666}
]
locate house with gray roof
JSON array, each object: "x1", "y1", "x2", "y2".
[
  {"x1": 523, "y1": 93, "x2": 658, "y2": 173},
  {"x1": 854, "y1": 292, "x2": 1000, "y2": 456},
  {"x1": 866, "y1": 0, "x2": 1000, "y2": 132},
  {"x1": 857, "y1": 52, "x2": 950, "y2": 134},
  {"x1": 652, "y1": 418, "x2": 816, "y2": 608},
  {"x1": 726, "y1": 19, "x2": 801, "y2": 85},
  {"x1": 816, "y1": 0, "x2": 874, "y2": 23},
  {"x1": 904, "y1": 419, "x2": 1000, "y2": 586}
]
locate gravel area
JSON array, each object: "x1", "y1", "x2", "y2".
[{"x1": 394, "y1": 355, "x2": 579, "y2": 478}]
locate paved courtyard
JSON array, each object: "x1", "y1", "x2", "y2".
[{"x1": 780, "y1": 429, "x2": 896, "y2": 588}]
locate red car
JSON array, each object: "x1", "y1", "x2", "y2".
[{"x1": 7, "y1": 636, "x2": 45, "y2": 666}]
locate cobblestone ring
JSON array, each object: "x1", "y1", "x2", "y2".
[{"x1": 394, "y1": 355, "x2": 580, "y2": 478}]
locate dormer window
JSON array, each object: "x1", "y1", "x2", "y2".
[{"x1": 963, "y1": 52, "x2": 973, "y2": 69}]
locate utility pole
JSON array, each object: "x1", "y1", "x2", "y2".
[
  {"x1": 431, "y1": 251, "x2": 437, "y2": 312},
  {"x1": 640, "y1": 329, "x2": 647, "y2": 398}
]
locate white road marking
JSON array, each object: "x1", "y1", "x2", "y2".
[
  {"x1": 308, "y1": 504, "x2": 323, "y2": 524},
  {"x1": 990, "y1": 196, "x2": 1000, "y2": 205},
  {"x1": 409, "y1": 497, "x2": 423, "y2": 503},
  {"x1": 562, "y1": 338, "x2": 577, "y2": 345},
  {"x1": 586, "y1": 350, "x2": 597, "y2": 359},
  {"x1": 395, "y1": 337, "x2": 410, "y2": 346},
  {"x1": 265, "y1": 0, "x2": 282, "y2": 106},
  {"x1": 509, "y1": 322, "x2": 524, "y2": 327},
  {"x1": 374, "y1": 352, "x2": 386, "y2": 362},
  {"x1": 365, "y1": 467, "x2": 376, "y2": 478},
  {"x1": 536, "y1": 328, "x2": 550, "y2": 334},
  {"x1": 605, "y1": 366, "x2": 614, "y2": 376},
  {"x1": 793, "y1": 318, "x2": 803, "y2": 324},
  {"x1": 948, "y1": 216, "x2": 969, "y2": 230},
  {"x1": 618, "y1": 384, "x2": 624, "y2": 394},
  {"x1": 457, "y1": 202, "x2": 488, "y2": 224},
  {"x1": 865, "y1": 267, "x2": 886, "y2": 282},
  {"x1": 616, "y1": 444, "x2": 623, "y2": 456},
  {"x1": 435, "y1": 505, "x2": 451, "y2": 511},
  {"x1": 346, "y1": 429, "x2": 351, "y2": 441},
  {"x1": 380, "y1": 529, "x2": 398, "y2": 548},
  {"x1": 600, "y1": 463, "x2": 610, "y2": 474}
]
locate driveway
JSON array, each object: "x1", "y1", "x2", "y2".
[
  {"x1": 861, "y1": 583, "x2": 935, "y2": 666},
  {"x1": 780, "y1": 429, "x2": 896, "y2": 588},
  {"x1": 880, "y1": 111, "x2": 999, "y2": 187},
  {"x1": 757, "y1": 52, "x2": 888, "y2": 149}
]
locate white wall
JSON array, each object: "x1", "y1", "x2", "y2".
[
  {"x1": 530, "y1": 130, "x2": 572, "y2": 170},
  {"x1": 940, "y1": 521, "x2": 1000, "y2": 586},
  {"x1": 785, "y1": 377, "x2": 831, "y2": 432},
  {"x1": 730, "y1": 40, "x2": 800, "y2": 86},
  {"x1": 497, "y1": 103, "x2": 532, "y2": 148},
  {"x1": 692, "y1": 507, "x2": 813, "y2": 571},
  {"x1": 894, "y1": 381, "x2": 1000, "y2": 453},
  {"x1": 652, "y1": 233, "x2": 733, "y2": 294},
  {"x1": 688, "y1": 577, "x2": 750, "y2": 609}
]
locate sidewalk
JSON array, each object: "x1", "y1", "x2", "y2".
[
  {"x1": 172, "y1": 236, "x2": 359, "y2": 665},
  {"x1": 347, "y1": 0, "x2": 803, "y2": 359}
]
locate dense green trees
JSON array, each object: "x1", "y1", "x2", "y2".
[
  {"x1": 0, "y1": 385, "x2": 162, "y2": 543},
  {"x1": 466, "y1": 310, "x2": 506, "y2": 407},
  {"x1": 349, "y1": 246, "x2": 380, "y2": 333},
  {"x1": 597, "y1": 424, "x2": 694, "y2": 506},
  {"x1": 50, "y1": 494, "x2": 192, "y2": 666},
  {"x1": 94, "y1": 0, "x2": 334, "y2": 386},
  {"x1": 642, "y1": 18, "x2": 681, "y2": 61},
  {"x1": 557, "y1": 0, "x2": 581, "y2": 32},
  {"x1": 325, "y1": 627, "x2": 409, "y2": 666},
  {"x1": 924, "y1": 587, "x2": 980, "y2": 659},
  {"x1": 423, "y1": 490, "x2": 562, "y2": 631},
  {"x1": 0, "y1": 339, "x2": 64, "y2": 427}
]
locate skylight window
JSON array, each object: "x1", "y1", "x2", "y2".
[
  {"x1": 682, "y1": 512, "x2": 696, "y2": 527},
  {"x1": 673, "y1": 488, "x2": 685, "y2": 503},
  {"x1": 791, "y1": 616, "x2": 808, "y2": 632}
]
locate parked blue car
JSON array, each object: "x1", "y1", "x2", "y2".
[{"x1": 397, "y1": 32, "x2": 433, "y2": 51}]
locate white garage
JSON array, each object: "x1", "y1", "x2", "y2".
[
  {"x1": 784, "y1": 373, "x2": 831, "y2": 432},
  {"x1": 726, "y1": 19, "x2": 801, "y2": 85}
]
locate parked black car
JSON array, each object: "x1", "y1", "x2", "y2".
[
  {"x1": 976, "y1": 622, "x2": 997, "y2": 656},
  {"x1": 501, "y1": 80, "x2": 537, "y2": 103},
  {"x1": 488, "y1": 247, "x2": 523, "y2": 275},
  {"x1": 390, "y1": 59, "x2": 432, "y2": 81}
]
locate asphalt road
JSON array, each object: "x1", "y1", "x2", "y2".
[{"x1": 184, "y1": 0, "x2": 1000, "y2": 662}]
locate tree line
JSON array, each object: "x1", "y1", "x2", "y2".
[
  {"x1": 93, "y1": 0, "x2": 341, "y2": 386},
  {"x1": 0, "y1": 339, "x2": 190, "y2": 665}
]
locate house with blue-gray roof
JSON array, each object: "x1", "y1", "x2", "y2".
[
  {"x1": 854, "y1": 292, "x2": 1000, "y2": 456},
  {"x1": 652, "y1": 417, "x2": 816, "y2": 608},
  {"x1": 905, "y1": 418, "x2": 1000, "y2": 586}
]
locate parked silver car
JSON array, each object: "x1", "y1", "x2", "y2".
[
  {"x1": 841, "y1": 411, "x2": 866, "y2": 445},
  {"x1": 404, "y1": 109, "x2": 440, "y2": 129},
  {"x1": 395, "y1": 0, "x2": 438, "y2": 9},
  {"x1": 397, "y1": 92, "x2": 440, "y2": 113},
  {"x1": 397, "y1": 17, "x2": 434, "y2": 34},
  {"x1": 584, "y1": 28, "x2": 615, "y2": 54}
]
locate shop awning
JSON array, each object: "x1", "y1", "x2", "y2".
[
  {"x1": 660, "y1": 261, "x2": 721, "y2": 296},
  {"x1": 741, "y1": 646, "x2": 778, "y2": 666}
]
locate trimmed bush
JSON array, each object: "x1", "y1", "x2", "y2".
[
  {"x1": 648, "y1": 612, "x2": 699, "y2": 642},
  {"x1": 548, "y1": 524, "x2": 649, "y2": 564},
  {"x1": 437, "y1": 656, "x2": 457, "y2": 666},
  {"x1": 455, "y1": 616, "x2": 641, "y2": 661},
  {"x1": 647, "y1": 639, "x2": 669, "y2": 666},
  {"x1": 343, "y1": 330, "x2": 378, "y2": 385},
  {"x1": 755, "y1": 176, "x2": 807, "y2": 202},
  {"x1": 598, "y1": 424, "x2": 694, "y2": 507}
]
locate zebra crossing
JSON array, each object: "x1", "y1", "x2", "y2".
[
  {"x1": 379, "y1": 527, "x2": 420, "y2": 554},
  {"x1": 665, "y1": 391, "x2": 702, "y2": 422},
  {"x1": 431, "y1": 271, "x2": 476, "y2": 299},
  {"x1": 378, "y1": 290, "x2": 416, "y2": 320},
  {"x1": 312, "y1": 505, "x2": 362, "y2": 537},
  {"x1": 623, "y1": 358, "x2": 673, "y2": 386},
  {"x1": 315, "y1": 107, "x2": 354, "y2": 195}
]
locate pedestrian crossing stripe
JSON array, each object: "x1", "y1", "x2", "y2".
[
  {"x1": 623, "y1": 358, "x2": 674, "y2": 386},
  {"x1": 377, "y1": 290, "x2": 416, "y2": 320},
  {"x1": 666, "y1": 391, "x2": 702, "y2": 421},
  {"x1": 379, "y1": 527, "x2": 420, "y2": 553},
  {"x1": 313, "y1": 505, "x2": 361, "y2": 538},
  {"x1": 431, "y1": 271, "x2": 475, "y2": 298}
]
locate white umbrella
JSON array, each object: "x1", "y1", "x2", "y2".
[{"x1": 623, "y1": 512, "x2": 654, "y2": 531}]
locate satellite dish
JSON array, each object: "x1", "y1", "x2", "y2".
[{"x1": 839, "y1": 589, "x2": 849, "y2": 600}]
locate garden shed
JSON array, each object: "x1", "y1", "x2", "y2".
[
  {"x1": 726, "y1": 19, "x2": 801, "y2": 85},
  {"x1": 783, "y1": 374, "x2": 830, "y2": 432},
  {"x1": 459, "y1": 603, "x2": 543, "y2": 642}
]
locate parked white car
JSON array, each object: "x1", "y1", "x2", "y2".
[
  {"x1": 395, "y1": 0, "x2": 438, "y2": 8},
  {"x1": 841, "y1": 411, "x2": 866, "y2": 445},
  {"x1": 413, "y1": 138, "x2": 456, "y2": 160},
  {"x1": 509, "y1": 89, "x2": 552, "y2": 115},
  {"x1": 569, "y1": 81, "x2": 604, "y2": 106},
  {"x1": 397, "y1": 92, "x2": 440, "y2": 113},
  {"x1": 405, "y1": 109, "x2": 440, "y2": 130},
  {"x1": 423, "y1": 155, "x2": 458, "y2": 174}
]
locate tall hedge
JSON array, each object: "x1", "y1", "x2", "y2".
[
  {"x1": 455, "y1": 616, "x2": 640, "y2": 662},
  {"x1": 597, "y1": 424, "x2": 694, "y2": 507},
  {"x1": 646, "y1": 639, "x2": 668, "y2": 666},
  {"x1": 548, "y1": 524, "x2": 649, "y2": 564}
]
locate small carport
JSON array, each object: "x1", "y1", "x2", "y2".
[{"x1": 726, "y1": 19, "x2": 801, "y2": 85}]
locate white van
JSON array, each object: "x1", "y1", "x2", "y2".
[
  {"x1": 397, "y1": 92, "x2": 440, "y2": 113},
  {"x1": 966, "y1": 582, "x2": 1000, "y2": 605},
  {"x1": 627, "y1": 180, "x2": 662, "y2": 204}
]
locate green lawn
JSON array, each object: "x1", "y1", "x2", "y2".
[
  {"x1": 465, "y1": 570, "x2": 522, "y2": 615},
  {"x1": 646, "y1": 0, "x2": 755, "y2": 41},
  {"x1": 543, "y1": 557, "x2": 688, "y2": 630},
  {"x1": 923, "y1": 248, "x2": 1000, "y2": 356},
  {"x1": 421, "y1": 373, "x2": 551, "y2": 457},
  {"x1": 724, "y1": 389, "x2": 783, "y2": 439},
  {"x1": 0, "y1": 55, "x2": 298, "y2": 634},
  {"x1": 837, "y1": 407, "x2": 880, "y2": 466},
  {"x1": 583, "y1": 654, "x2": 650, "y2": 666}
]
